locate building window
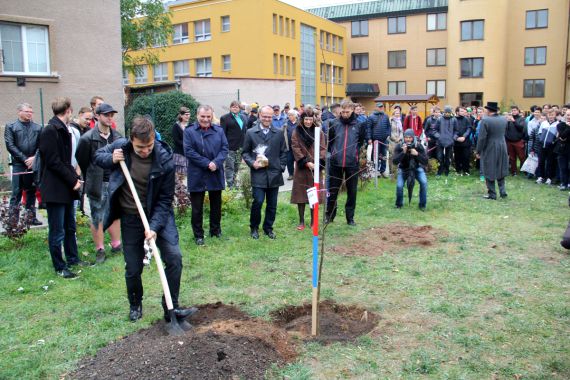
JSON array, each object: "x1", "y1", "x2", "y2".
[
  {"x1": 286, "y1": 56, "x2": 290, "y2": 75},
  {"x1": 427, "y1": 13, "x2": 447, "y2": 31},
  {"x1": 273, "y1": 14, "x2": 277, "y2": 34},
  {"x1": 194, "y1": 19, "x2": 211, "y2": 42},
  {"x1": 279, "y1": 55, "x2": 284, "y2": 75},
  {"x1": 173, "y1": 60, "x2": 189, "y2": 79},
  {"x1": 526, "y1": 9, "x2": 548, "y2": 29},
  {"x1": 388, "y1": 16, "x2": 406, "y2": 34},
  {"x1": 172, "y1": 23, "x2": 189, "y2": 44},
  {"x1": 222, "y1": 54, "x2": 231, "y2": 71},
  {"x1": 153, "y1": 62, "x2": 168, "y2": 82},
  {"x1": 351, "y1": 53, "x2": 369, "y2": 70},
  {"x1": 337, "y1": 67, "x2": 343, "y2": 84},
  {"x1": 279, "y1": 16, "x2": 284, "y2": 35},
  {"x1": 273, "y1": 53, "x2": 278, "y2": 74},
  {"x1": 221, "y1": 16, "x2": 230, "y2": 32},
  {"x1": 388, "y1": 81, "x2": 406, "y2": 95},
  {"x1": 427, "y1": 80, "x2": 446, "y2": 98},
  {"x1": 351, "y1": 20, "x2": 368, "y2": 37},
  {"x1": 525, "y1": 47, "x2": 546, "y2": 65},
  {"x1": 332, "y1": 35, "x2": 337, "y2": 52},
  {"x1": 291, "y1": 20, "x2": 296, "y2": 38},
  {"x1": 0, "y1": 23, "x2": 50, "y2": 75},
  {"x1": 122, "y1": 69, "x2": 129, "y2": 85},
  {"x1": 338, "y1": 37, "x2": 343, "y2": 53},
  {"x1": 461, "y1": 20, "x2": 484, "y2": 41},
  {"x1": 285, "y1": 18, "x2": 290, "y2": 37},
  {"x1": 134, "y1": 65, "x2": 147, "y2": 84},
  {"x1": 460, "y1": 92, "x2": 483, "y2": 107},
  {"x1": 388, "y1": 50, "x2": 406, "y2": 68},
  {"x1": 195, "y1": 57, "x2": 212, "y2": 77},
  {"x1": 460, "y1": 58, "x2": 484, "y2": 78},
  {"x1": 524, "y1": 79, "x2": 545, "y2": 97},
  {"x1": 300, "y1": 24, "x2": 316, "y2": 105},
  {"x1": 427, "y1": 48, "x2": 446, "y2": 66},
  {"x1": 291, "y1": 57, "x2": 296, "y2": 76}
]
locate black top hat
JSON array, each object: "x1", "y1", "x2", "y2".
[{"x1": 484, "y1": 101, "x2": 499, "y2": 112}]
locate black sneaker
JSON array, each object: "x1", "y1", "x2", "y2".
[
  {"x1": 56, "y1": 268, "x2": 77, "y2": 279},
  {"x1": 96, "y1": 249, "x2": 106, "y2": 264},
  {"x1": 129, "y1": 304, "x2": 143, "y2": 321},
  {"x1": 110, "y1": 244, "x2": 122, "y2": 254},
  {"x1": 30, "y1": 218, "x2": 43, "y2": 226}
]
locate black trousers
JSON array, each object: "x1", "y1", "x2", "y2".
[
  {"x1": 437, "y1": 145, "x2": 453, "y2": 175},
  {"x1": 326, "y1": 165, "x2": 359, "y2": 222},
  {"x1": 250, "y1": 186, "x2": 279, "y2": 233},
  {"x1": 485, "y1": 178, "x2": 506, "y2": 198},
  {"x1": 120, "y1": 214, "x2": 182, "y2": 309},
  {"x1": 190, "y1": 190, "x2": 222, "y2": 238},
  {"x1": 454, "y1": 145, "x2": 471, "y2": 174}
]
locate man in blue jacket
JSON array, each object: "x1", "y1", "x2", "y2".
[
  {"x1": 95, "y1": 117, "x2": 194, "y2": 324},
  {"x1": 366, "y1": 102, "x2": 391, "y2": 177},
  {"x1": 184, "y1": 105, "x2": 229, "y2": 245}
]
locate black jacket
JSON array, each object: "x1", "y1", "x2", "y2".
[
  {"x1": 95, "y1": 139, "x2": 179, "y2": 245},
  {"x1": 5, "y1": 119, "x2": 42, "y2": 165},
  {"x1": 242, "y1": 124, "x2": 287, "y2": 188},
  {"x1": 220, "y1": 112, "x2": 248, "y2": 151},
  {"x1": 365, "y1": 111, "x2": 391, "y2": 142},
  {"x1": 75, "y1": 125, "x2": 122, "y2": 199},
  {"x1": 38, "y1": 116, "x2": 80, "y2": 204},
  {"x1": 171, "y1": 122, "x2": 185, "y2": 155},
  {"x1": 454, "y1": 116, "x2": 472, "y2": 147},
  {"x1": 555, "y1": 121, "x2": 570, "y2": 155},
  {"x1": 505, "y1": 115, "x2": 526, "y2": 142},
  {"x1": 392, "y1": 141, "x2": 428, "y2": 170},
  {"x1": 435, "y1": 116, "x2": 458, "y2": 148},
  {"x1": 423, "y1": 116, "x2": 439, "y2": 142},
  {"x1": 246, "y1": 114, "x2": 258, "y2": 130},
  {"x1": 328, "y1": 114, "x2": 366, "y2": 168}
]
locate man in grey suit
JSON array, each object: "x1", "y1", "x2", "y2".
[
  {"x1": 476, "y1": 101, "x2": 509, "y2": 199},
  {"x1": 242, "y1": 105, "x2": 287, "y2": 239}
]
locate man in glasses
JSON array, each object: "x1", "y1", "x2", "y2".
[{"x1": 76, "y1": 103, "x2": 122, "y2": 264}]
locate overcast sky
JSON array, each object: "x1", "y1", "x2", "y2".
[{"x1": 280, "y1": 0, "x2": 356, "y2": 9}]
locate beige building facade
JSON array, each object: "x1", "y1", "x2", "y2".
[
  {"x1": 0, "y1": 0, "x2": 124, "y2": 167},
  {"x1": 310, "y1": 0, "x2": 570, "y2": 114}
]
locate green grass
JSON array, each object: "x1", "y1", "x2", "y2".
[{"x1": 1, "y1": 174, "x2": 569, "y2": 379}]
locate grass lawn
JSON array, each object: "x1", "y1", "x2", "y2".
[{"x1": 0, "y1": 174, "x2": 569, "y2": 379}]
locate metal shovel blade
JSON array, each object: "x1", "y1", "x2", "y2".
[{"x1": 164, "y1": 309, "x2": 185, "y2": 336}]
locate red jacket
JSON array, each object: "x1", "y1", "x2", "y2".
[
  {"x1": 403, "y1": 114, "x2": 423, "y2": 137},
  {"x1": 89, "y1": 118, "x2": 117, "y2": 129}
]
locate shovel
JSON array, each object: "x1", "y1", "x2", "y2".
[{"x1": 119, "y1": 161, "x2": 184, "y2": 336}]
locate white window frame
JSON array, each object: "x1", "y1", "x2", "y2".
[
  {"x1": 194, "y1": 19, "x2": 211, "y2": 42},
  {"x1": 134, "y1": 65, "x2": 148, "y2": 84},
  {"x1": 173, "y1": 60, "x2": 189, "y2": 80},
  {"x1": 427, "y1": 13, "x2": 447, "y2": 31},
  {"x1": 221, "y1": 16, "x2": 230, "y2": 32},
  {"x1": 0, "y1": 22, "x2": 50, "y2": 75},
  {"x1": 153, "y1": 62, "x2": 168, "y2": 82},
  {"x1": 388, "y1": 81, "x2": 406, "y2": 95},
  {"x1": 195, "y1": 57, "x2": 212, "y2": 77},
  {"x1": 172, "y1": 23, "x2": 189, "y2": 44},
  {"x1": 427, "y1": 48, "x2": 446, "y2": 66},
  {"x1": 222, "y1": 54, "x2": 231, "y2": 71},
  {"x1": 426, "y1": 80, "x2": 446, "y2": 98}
]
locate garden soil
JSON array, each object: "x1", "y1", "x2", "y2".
[
  {"x1": 68, "y1": 302, "x2": 297, "y2": 380},
  {"x1": 330, "y1": 224, "x2": 446, "y2": 256}
]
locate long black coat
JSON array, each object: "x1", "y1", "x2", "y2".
[
  {"x1": 476, "y1": 115, "x2": 509, "y2": 180},
  {"x1": 242, "y1": 124, "x2": 287, "y2": 188},
  {"x1": 220, "y1": 112, "x2": 247, "y2": 151},
  {"x1": 38, "y1": 116, "x2": 80, "y2": 204}
]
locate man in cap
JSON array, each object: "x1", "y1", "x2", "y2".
[
  {"x1": 76, "y1": 103, "x2": 123, "y2": 263},
  {"x1": 271, "y1": 105, "x2": 286, "y2": 129},
  {"x1": 476, "y1": 102, "x2": 509, "y2": 199},
  {"x1": 366, "y1": 102, "x2": 391, "y2": 177},
  {"x1": 393, "y1": 129, "x2": 428, "y2": 210}
]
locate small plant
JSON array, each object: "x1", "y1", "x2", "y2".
[
  {"x1": 173, "y1": 177, "x2": 190, "y2": 216},
  {"x1": 427, "y1": 158, "x2": 440, "y2": 175},
  {"x1": 0, "y1": 196, "x2": 33, "y2": 240},
  {"x1": 238, "y1": 169, "x2": 252, "y2": 209},
  {"x1": 359, "y1": 146, "x2": 374, "y2": 187}
]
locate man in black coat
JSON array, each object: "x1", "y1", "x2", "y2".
[
  {"x1": 220, "y1": 100, "x2": 248, "y2": 189},
  {"x1": 242, "y1": 105, "x2": 287, "y2": 239},
  {"x1": 39, "y1": 97, "x2": 83, "y2": 278},
  {"x1": 4, "y1": 102, "x2": 42, "y2": 225},
  {"x1": 326, "y1": 101, "x2": 366, "y2": 226},
  {"x1": 454, "y1": 106, "x2": 473, "y2": 175},
  {"x1": 505, "y1": 105, "x2": 527, "y2": 176}
]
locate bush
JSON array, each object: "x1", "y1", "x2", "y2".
[
  {"x1": 125, "y1": 91, "x2": 199, "y2": 147},
  {"x1": 238, "y1": 169, "x2": 252, "y2": 209},
  {"x1": 0, "y1": 196, "x2": 33, "y2": 241}
]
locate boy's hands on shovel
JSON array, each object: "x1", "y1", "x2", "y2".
[
  {"x1": 145, "y1": 230, "x2": 157, "y2": 241},
  {"x1": 112, "y1": 149, "x2": 124, "y2": 163}
]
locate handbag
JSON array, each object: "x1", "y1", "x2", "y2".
[{"x1": 520, "y1": 154, "x2": 538, "y2": 175}]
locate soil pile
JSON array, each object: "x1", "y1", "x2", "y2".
[
  {"x1": 68, "y1": 302, "x2": 296, "y2": 380},
  {"x1": 330, "y1": 224, "x2": 445, "y2": 256},
  {"x1": 271, "y1": 300, "x2": 379, "y2": 343}
]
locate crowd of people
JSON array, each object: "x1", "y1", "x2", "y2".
[{"x1": 3, "y1": 96, "x2": 570, "y2": 323}]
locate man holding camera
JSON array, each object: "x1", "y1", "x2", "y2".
[{"x1": 393, "y1": 129, "x2": 428, "y2": 210}]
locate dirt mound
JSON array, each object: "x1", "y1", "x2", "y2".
[
  {"x1": 271, "y1": 300, "x2": 379, "y2": 343},
  {"x1": 68, "y1": 303, "x2": 296, "y2": 380},
  {"x1": 330, "y1": 224, "x2": 445, "y2": 256}
]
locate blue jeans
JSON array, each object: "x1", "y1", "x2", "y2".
[
  {"x1": 396, "y1": 167, "x2": 428, "y2": 208},
  {"x1": 46, "y1": 202, "x2": 79, "y2": 271},
  {"x1": 375, "y1": 141, "x2": 388, "y2": 173},
  {"x1": 250, "y1": 187, "x2": 279, "y2": 233}
]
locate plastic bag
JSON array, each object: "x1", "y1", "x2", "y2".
[{"x1": 520, "y1": 155, "x2": 538, "y2": 174}]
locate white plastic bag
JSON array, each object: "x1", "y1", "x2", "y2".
[{"x1": 520, "y1": 155, "x2": 538, "y2": 174}]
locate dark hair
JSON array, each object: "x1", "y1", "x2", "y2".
[
  {"x1": 229, "y1": 100, "x2": 240, "y2": 108},
  {"x1": 511, "y1": 105, "x2": 519, "y2": 111},
  {"x1": 52, "y1": 97, "x2": 72, "y2": 116},
  {"x1": 535, "y1": 106, "x2": 542, "y2": 112},
  {"x1": 297, "y1": 110, "x2": 317, "y2": 148},
  {"x1": 178, "y1": 106, "x2": 190, "y2": 121},
  {"x1": 130, "y1": 116, "x2": 155, "y2": 142},
  {"x1": 90, "y1": 96, "x2": 103, "y2": 108}
]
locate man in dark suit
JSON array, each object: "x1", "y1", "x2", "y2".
[
  {"x1": 220, "y1": 100, "x2": 247, "y2": 189},
  {"x1": 242, "y1": 105, "x2": 287, "y2": 239}
]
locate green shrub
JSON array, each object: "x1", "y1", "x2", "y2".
[{"x1": 125, "y1": 91, "x2": 199, "y2": 147}]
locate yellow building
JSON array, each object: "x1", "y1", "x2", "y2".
[
  {"x1": 310, "y1": 0, "x2": 570, "y2": 113},
  {"x1": 126, "y1": 0, "x2": 347, "y2": 107}
]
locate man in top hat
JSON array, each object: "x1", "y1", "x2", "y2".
[{"x1": 476, "y1": 101, "x2": 509, "y2": 199}]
